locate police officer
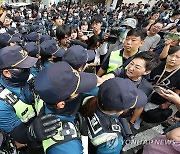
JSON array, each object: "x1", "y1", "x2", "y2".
[
  {"x1": 40, "y1": 39, "x2": 65, "y2": 68},
  {"x1": 0, "y1": 46, "x2": 61, "y2": 153},
  {"x1": 62, "y1": 45, "x2": 104, "y2": 97},
  {"x1": 80, "y1": 78, "x2": 147, "y2": 154},
  {"x1": 34, "y1": 61, "x2": 99, "y2": 154},
  {"x1": 62, "y1": 45, "x2": 95, "y2": 72}
]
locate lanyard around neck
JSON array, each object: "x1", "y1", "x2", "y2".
[{"x1": 156, "y1": 65, "x2": 180, "y2": 85}]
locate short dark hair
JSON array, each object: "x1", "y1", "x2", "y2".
[
  {"x1": 172, "y1": 10, "x2": 180, "y2": 17},
  {"x1": 56, "y1": 25, "x2": 71, "y2": 40},
  {"x1": 87, "y1": 35, "x2": 101, "y2": 50},
  {"x1": 134, "y1": 51, "x2": 160, "y2": 71},
  {"x1": 91, "y1": 14, "x2": 103, "y2": 24},
  {"x1": 127, "y1": 28, "x2": 147, "y2": 40},
  {"x1": 151, "y1": 10, "x2": 159, "y2": 16},
  {"x1": 168, "y1": 46, "x2": 180, "y2": 55},
  {"x1": 70, "y1": 26, "x2": 78, "y2": 33},
  {"x1": 162, "y1": 3, "x2": 169, "y2": 10}
]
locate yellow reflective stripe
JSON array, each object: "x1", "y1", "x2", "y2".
[
  {"x1": 107, "y1": 50, "x2": 123, "y2": 73},
  {"x1": 21, "y1": 112, "x2": 36, "y2": 123},
  {"x1": 11, "y1": 55, "x2": 28, "y2": 67},
  {"x1": 43, "y1": 122, "x2": 79, "y2": 152},
  {"x1": 130, "y1": 96, "x2": 138, "y2": 109},
  {"x1": 70, "y1": 67, "x2": 81, "y2": 96},
  {"x1": 109, "y1": 60, "x2": 123, "y2": 65},
  {"x1": 13, "y1": 99, "x2": 35, "y2": 122}
]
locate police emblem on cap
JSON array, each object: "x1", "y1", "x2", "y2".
[{"x1": 19, "y1": 50, "x2": 28, "y2": 57}]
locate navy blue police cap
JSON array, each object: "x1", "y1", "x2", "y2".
[
  {"x1": 98, "y1": 78, "x2": 147, "y2": 111},
  {"x1": 40, "y1": 35, "x2": 51, "y2": 43},
  {"x1": 35, "y1": 61, "x2": 97, "y2": 104},
  {"x1": 62, "y1": 45, "x2": 95, "y2": 69},
  {"x1": 27, "y1": 32, "x2": 40, "y2": 42},
  {"x1": 24, "y1": 42, "x2": 40, "y2": 57},
  {"x1": 0, "y1": 33, "x2": 20, "y2": 47},
  {"x1": 0, "y1": 45, "x2": 38, "y2": 69},
  {"x1": 40, "y1": 39, "x2": 65, "y2": 57}
]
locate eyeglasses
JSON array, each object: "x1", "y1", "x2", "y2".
[{"x1": 153, "y1": 25, "x2": 162, "y2": 30}]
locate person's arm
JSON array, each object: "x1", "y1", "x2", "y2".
[
  {"x1": 0, "y1": 10, "x2": 7, "y2": 23},
  {"x1": 98, "y1": 42, "x2": 108, "y2": 56},
  {"x1": 96, "y1": 76, "x2": 104, "y2": 86},
  {"x1": 145, "y1": 20, "x2": 155, "y2": 31},
  {"x1": 159, "y1": 38, "x2": 172, "y2": 59},
  {"x1": 101, "y1": 73, "x2": 115, "y2": 82},
  {"x1": 97, "y1": 67, "x2": 106, "y2": 77},
  {"x1": 159, "y1": 88, "x2": 180, "y2": 111},
  {"x1": 166, "y1": 128, "x2": 180, "y2": 141},
  {"x1": 129, "y1": 107, "x2": 144, "y2": 124},
  {"x1": 97, "y1": 53, "x2": 111, "y2": 77},
  {"x1": 161, "y1": 23, "x2": 176, "y2": 31}
]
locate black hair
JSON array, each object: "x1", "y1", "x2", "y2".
[
  {"x1": 134, "y1": 51, "x2": 160, "y2": 71},
  {"x1": 91, "y1": 14, "x2": 103, "y2": 24},
  {"x1": 176, "y1": 26, "x2": 180, "y2": 33},
  {"x1": 6, "y1": 14, "x2": 12, "y2": 19},
  {"x1": 81, "y1": 20, "x2": 89, "y2": 26},
  {"x1": 70, "y1": 26, "x2": 78, "y2": 33},
  {"x1": 149, "y1": 21, "x2": 164, "y2": 30},
  {"x1": 87, "y1": 35, "x2": 101, "y2": 50},
  {"x1": 162, "y1": 3, "x2": 169, "y2": 10},
  {"x1": 79, "y1": 94, "x2": 119, "y2": 117},
  {"x1": 0, "y1": 21, "x2": 3, "y2": 28},
  {"x1": 56, "y1": 24, "x2": 71, "y2": 41},
  {"x1": 40, "y1": 54, "x2": 52, "y2": 64},
  {"x1": 151, "y1": 10, "x2": 159, "y2": 16},
  {"x1": 171, "y1": 10, "x2": 180, "y2": 17},
  {"x1": 154, "y1": 20, "x2": 164, "y2": 25},
  {"x1": 127, "y1": 28, "x2": 147, "y2": 40},
  {"x1": 168, "y1": 46, "x2": 180, "y2": 55},
  {"x1": 51, "y1": 15, "x2": 59, "y2": 21}
]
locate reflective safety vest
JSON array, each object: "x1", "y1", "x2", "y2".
[
  {"x1": 0, "y1": 88, "x2": 44, "y2": 123},
  {"x1": 87, "y1": 110, "x2": 122, "y2": 146},
  {"x1": 42, "y1": 121, "x2": 80, "y2": 152},
  {"x1": 107, "y1": 50, "x2": 123, "y2": 73}
]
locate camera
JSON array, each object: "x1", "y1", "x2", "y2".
[
  {"x1": 107, "y1": 26, "x2": 126, "y2": 44},
  {"x1": 82, "y1": 31, "x2": 93, "y2": 36}
]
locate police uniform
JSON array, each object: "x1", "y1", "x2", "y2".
[
  {"x1": 0, "y1": 46, "x2": 39, "y2": 133},
  {"x1": 40, "y1": 39, "x2": 65, "y2": 69},
  {"x1": 82, "y1": 78, "x2": 147, "y2": 154},
  {"x1": 0, "y1": 46, "x2": 60, "y2": 153},
  {"x1": 34, "y1": 61, "x2": 98, "y2": 154}
]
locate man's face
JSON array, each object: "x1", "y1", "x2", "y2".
[
  {"x1": 151, "y1": 13, "x2": 160, "y2": 20},
  {"x1": 126, "y1": 58, "x2": 149, "y2": 80},
  {"x1": 160, "y1": 6, "x2": 164, "y2": 12},
  {"x1": 71, "y1": 31, "x2": 77, "y2": 40},
  {"x1": 60, "y1": 35, "x2": 71, "y2": 48},
  {"x1": 55, "y1": 18, "x2": 63, "y2": 26},
  {"x1": 123, "y1": 35, "x2": 143, "y2": 52},
  {"x1": 4, "y1": 16, "x2": 11, "y2": 26},
  {"x1": 166, "y1": 50, "x2": 180, "y2": 68},
  {"x1": 174, "y1": 14, "x2": 180, "y2": 20},
  {"x1": 92, "y1": 21, "x2": 102, "y2": 33},
  {"x1": 150, "y1": 23, "x2": 163, "y2": 35},
  {"x1": 81, "y1": 23, "x2": 88, "y2": 31}
]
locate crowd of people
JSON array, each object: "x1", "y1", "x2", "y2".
[{"x1": 0, "y1": 0, "x2": 179, "y2": 153}]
